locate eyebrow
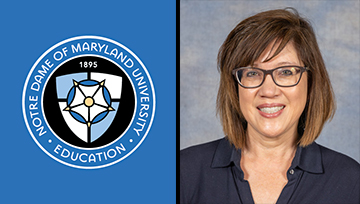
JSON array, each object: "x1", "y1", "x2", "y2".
[
  {"x1": 253, "y1": 61, "x2": 299, "y2": 67},
  {"x1": 275, "y1": 61, "x2": 299, "y2": 66}
]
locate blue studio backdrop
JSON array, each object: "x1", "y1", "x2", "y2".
[{"x1": 0, "y1": 1, "x2": 176, "y2": 203}]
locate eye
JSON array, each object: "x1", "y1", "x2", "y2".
[
  {"x1": 246, "y1": 71, "x2": 260, "y2": 77},
  {"x1": 280, "y1": 68, "x2": 295, "y2": 76}
]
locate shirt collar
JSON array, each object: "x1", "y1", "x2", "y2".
[
  {"x1": 292, "y1": 142, "x2": 324, "y2": 174},
  {"x1": 211, "y1": 138, "x2": 237, "y2": 168},
  {"x1": 211, "y1": 138, "x2": 323, "y2": 174}
]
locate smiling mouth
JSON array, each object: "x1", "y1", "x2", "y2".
[{"x1": 258, "y1": 106, "x2": 285, "y2": 114}]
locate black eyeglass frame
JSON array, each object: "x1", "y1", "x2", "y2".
[{"x1": 232, "y1": 65, "x2": 308, "y2": 88}]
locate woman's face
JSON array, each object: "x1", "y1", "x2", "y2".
[{"x1": 238, "y1": 42, "x2": 307, "y2": 141}]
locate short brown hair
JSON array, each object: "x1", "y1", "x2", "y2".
[{"x1": 216, "y1": 8, "x2": 335, "y2": 149}]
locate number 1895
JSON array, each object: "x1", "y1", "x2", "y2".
[{"x1": 80, "y1": 61, "x2": 97, "y2": 68}]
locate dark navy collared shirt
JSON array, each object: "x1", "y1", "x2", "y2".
[{"x1": 180, "y1": 138, "x2": 360, "y2": 204}]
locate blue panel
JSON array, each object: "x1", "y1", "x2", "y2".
[
  {"x1": 67, "y1": 87, "x2": 75, "y2": 105},
  {"x1": 14, "y1": 1, "x2": 176, "y2": 204},
  {"x1": 103, "y1": 87, "x2": 111, "y2": 105},
  {"x1": 56, "y1": 73, "x2": 87, "y2": 98},
  {"x1": 92, "y1": 111, "x2": 108, "y2": 124},
  {"x1": 91, "y1": 102, "x2": 119, "y2": 143},
  {"x1": 80, "y1": 80, "x2": 98, "y2": 86},
  {"x1": 70, "y1": 111, "x2": 86, "y2": 123}
]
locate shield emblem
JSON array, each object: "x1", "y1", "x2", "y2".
[{"x1": 56, "y1": 72, "x2": 122, "y2": 143}]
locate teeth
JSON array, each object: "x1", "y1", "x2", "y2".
[{"x1": 259, "y1": 106, "x2": 284, "y2": 114}]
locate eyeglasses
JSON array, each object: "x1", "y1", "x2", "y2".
[{"x1": 232, "y1": 66, "x2": 308, "y2": 88}]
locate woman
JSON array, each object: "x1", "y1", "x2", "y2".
[{"x1": 180, "y1": 8, "x2": 360, "y2": 204}]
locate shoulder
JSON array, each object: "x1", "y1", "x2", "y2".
[
  {"x1": 314, "y1": 144, "x2": 360, "y2": 202},
  {"x1": 317, "y1": 143, "x2": 360, "y2": 198},
  {"x1": 180, "y1": 138, "x2": 223, "y2": 164},
  {"x1": 180, "y1": 138, "x2": 225, "y2": 176},
  {"x1": 291, "y1": 143, "x2": 360, "y2": 203},
  {"x1": 318, "y1": 143, "x2": 360, "y2": 175},
  {"x1": 180, "y1": 138, "x2": 229, "y2": 203}
]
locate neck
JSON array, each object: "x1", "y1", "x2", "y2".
[{"x1": 243, "y1": 127, "x2": 297, "y2": 161}]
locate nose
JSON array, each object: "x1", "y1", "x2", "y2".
[{"x1": 258, "y1": 74, "x2": 280, "y2": 98}]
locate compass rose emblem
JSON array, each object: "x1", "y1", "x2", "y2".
[
  {"x1": 64, "y1": 79, "x2": 115, "y2": 128},
  {"x1": 56, "y1": 72, "x2": 122, "y2": 143}
]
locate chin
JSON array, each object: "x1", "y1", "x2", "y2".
[
  {"x1": 258, "y1": 127, "x2": 285, "y2": 138},
  {"x1": 261, "y1": 131, "x2": 283, "y2": 138}
]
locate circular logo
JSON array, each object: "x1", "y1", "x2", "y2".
[{"x1": 22, "y1": 36, "x2": 156, "y2": 169}]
